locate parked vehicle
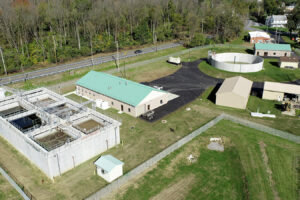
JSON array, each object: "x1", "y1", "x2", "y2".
[
  {"x1": 167, "y1": 56, "x2": 181, "y2": 65},
  {"x1": 134, "y1": 49, "x2": 142, "y2": 54}
]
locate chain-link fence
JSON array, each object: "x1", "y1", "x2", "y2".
[
  {"x1": 86, "y1": 115, "x2": 224, "y2": 200},
  {"x1": 86, "y1": 113, "x2": 300, "y2": 200},
  {"x1": 0, "y1": 161, "x2": 36, "y2": 200},
  {"x1": 221, "y1": 113, "x2": 300, "y2": 144}
]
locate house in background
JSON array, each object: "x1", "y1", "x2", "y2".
[
  {"x1": 279, "y1": 56, "x2": 299, "y2": 69},
  {"x1": 265, "y1": 15, "x2": 287, "y2": 28},
  {"x1": 215, "y1": 76, "x2": 253, "y2": 109},
  {"x1": 95, "y1": 155, "x2": 124, "y2": 183},
  {"x1": 285, "y1": 4, "x2": 295, "y2": 13},
  {"x1": 249, "y1": 31, "x2": 271, "y2": 44},
  {"x1": 254, "y1": 43, "x2": 292, "y2": 57}
]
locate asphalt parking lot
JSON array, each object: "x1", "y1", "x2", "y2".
[
  {"x1": 141, "y1": 58, "x2": 300, "y2": 122},
  {"x1": 141, "y1": 59, "x2": 222, "y2": 122}
]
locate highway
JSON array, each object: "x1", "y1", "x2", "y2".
[{"x1": 0, "y1": 42, "x2": 181, "y2": 85}]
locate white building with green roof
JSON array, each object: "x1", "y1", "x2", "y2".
[
  {"x1": 254, "y1": 43, "x2": 292, "y2": 57},
  {"x1": 76, "y1": 71, "x2": 174, "y2": 117}
]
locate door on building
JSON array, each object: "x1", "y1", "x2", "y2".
[
  {"x1": 264, "y1": 52, "x2": 268, "y2": 56},
  {"x1": 121, "y1": 105, "x2": 124, "y2": 111}
]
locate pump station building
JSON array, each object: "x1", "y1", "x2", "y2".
[
  {"x1": 254, "y1": 43, "x2": 292, "y2": 57},
  {"x1": 216, "y1": 76, "x2": 253, "y2": 109},
  {"x1": 76, "y1": 71, "x2": 173, "y2": 117},
  {"x1": 262, "y1": 82, "x2": 300, "y2": 101}
]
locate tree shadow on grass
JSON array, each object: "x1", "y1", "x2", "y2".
[{"x1": 245, "y1": 49, "x2": 254, "y2": 54}]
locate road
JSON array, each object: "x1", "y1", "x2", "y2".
[{"x1": 0, "y1": 42, "x2": 182, "y2": 86}]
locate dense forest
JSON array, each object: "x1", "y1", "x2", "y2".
[
  {"x1": 0, "y1": 0, "x2": 249, "y2": 74},
  {"x1": 0, "y1": 0, "x2": 299, "y2": 74}
]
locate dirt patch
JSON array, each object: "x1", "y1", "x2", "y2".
[
  {"x1": 259, "y1": 141, "x2": 281, "y2": 200},
  {"x1": 151, "y1": 174, "x2": 195, "y2": 200},
  {"x1": 207, "y1": 142, "x2": 224, "y2": 152},
  {"x1": 164, "y1": 141, "x2": 201, "y2": 177}
]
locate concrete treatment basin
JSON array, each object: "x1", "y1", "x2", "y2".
[{"x1": 210, "y1": 52, "x2": 264, "y2": 73}]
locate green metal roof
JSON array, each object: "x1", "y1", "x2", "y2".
[
  {"x1": 95, "y1": 155, "x2": 124, "y2": 172},
  {"x1": 255, "y1": 43, "x2": 291, "y2": 51},
  {"x1": 76, "y1": 71, "x2": 165, "y2": 107}
]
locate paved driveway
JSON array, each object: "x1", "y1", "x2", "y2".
[
  {"x1": 141, "y1": 58, "x2": 300, "y2": 122},
  {"x1": 141, "y1": 59, "x2": 222, "y2": 121}
]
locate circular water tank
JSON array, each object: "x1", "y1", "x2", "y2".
[{"x1": 210, "y1": 52, "x2": 264, "y2": 73}]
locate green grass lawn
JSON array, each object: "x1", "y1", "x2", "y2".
[
  {"x1": 247, "y1": 96, "x2": 282, "y2": 115},
  {"x1": 282, "y1": 35, "x2": 300, "y2": 49},
  {"x1": 252, "y1": 25, "x2": 289, "y2": 33},
  {"x1": 1, "y1": 44, "x2": 299, "y2": 200},
  {"x1": 115, "y1": 120, "x2": 299, "y2": 200},
  {"x1": 10, "y1": 45, "x2": 185, "y2": 91},
  {"x1": 198, "y1": 57, "x2": 300, "y2": 82},
  {"x1": 0, "y1": 174, "x2": 22, "y2": 200}
]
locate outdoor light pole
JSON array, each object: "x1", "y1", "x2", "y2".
[
  {"x1": 0, "y1": 46, "x2": 7, "y2": 75},
  {"x1": 115, "y1": 40, "x2": 120, "y2": 71}
]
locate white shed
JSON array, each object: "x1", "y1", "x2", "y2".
[{"x1": 94, "y1": 155, "x2": 124, "y2": 183}]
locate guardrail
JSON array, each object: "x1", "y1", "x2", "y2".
[
  {"x1": 0, "y1": 43, "x2": 182, "y2": 86},
  {"x1": 0, "y1": 43, "x2": 249, "y2": 86}
]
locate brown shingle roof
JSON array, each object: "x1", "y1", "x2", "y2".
[{"x1": 280, "y1": 56, "x2": 299, "y2": 62}]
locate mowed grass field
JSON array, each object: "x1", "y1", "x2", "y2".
[
  {"x1": 0, "y1": 174, "x2": 21, "y2": 200},
  {"x1": 114, "y1": 120, "x2": 299, "y2": 200},
  {"x1": 0, "y1": 44, "x2": 299, "y2": 199}
]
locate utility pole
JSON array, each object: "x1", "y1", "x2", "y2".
[
  {"x1": 90, "y1": 38, "x2": 94, "y2": 67},
  {"x1": 0, "y1": 46, "x2": 7, "y2": 75},
  {"x1": 154, "y1": 33, "x2": 158, "y2": 52},
  {"x1": 115, "y1": 41, "x2": 119, "y2": 71},
  {"x1": 275, "y1": 28, "x2": 278, "y2": 43}
]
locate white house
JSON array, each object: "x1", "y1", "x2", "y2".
[
  {"x1": 265, "y1": 15, "x2": 288, "y2": 28},
  {"x1": 95, "y1": 155, "x2": 124, "y2": 183}
]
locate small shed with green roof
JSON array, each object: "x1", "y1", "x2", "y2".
[
  {"x1": 95, "y1": 155, "x2": 124, "y2": 182},
  {"x1": 254, "y1": 43, "x2": 292, "y2": 57},
  {"x1": 76, "y1": 71, "x2": 173, "y2": 117}
]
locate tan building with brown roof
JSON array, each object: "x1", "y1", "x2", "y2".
[
  {"x1": 262, "y1": 82, "x2": 300, "y2": 101},
  {"x1": 216, "y1": 76, "x2": 253, "y2": 109},
  {"x1": 249, "y1": 31, "x2": 271, "y2": 44},
  {"x1": 279, "y1": 56, "x2": 299, "y2": 69}
]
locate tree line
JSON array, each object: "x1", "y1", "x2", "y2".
[{"x1": 0, "y1": 0, "x2": 248, "y2": 74}]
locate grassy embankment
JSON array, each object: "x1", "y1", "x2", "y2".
[{"x1": 10, "y1": 45, "x2": 185, "y2": 92}]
